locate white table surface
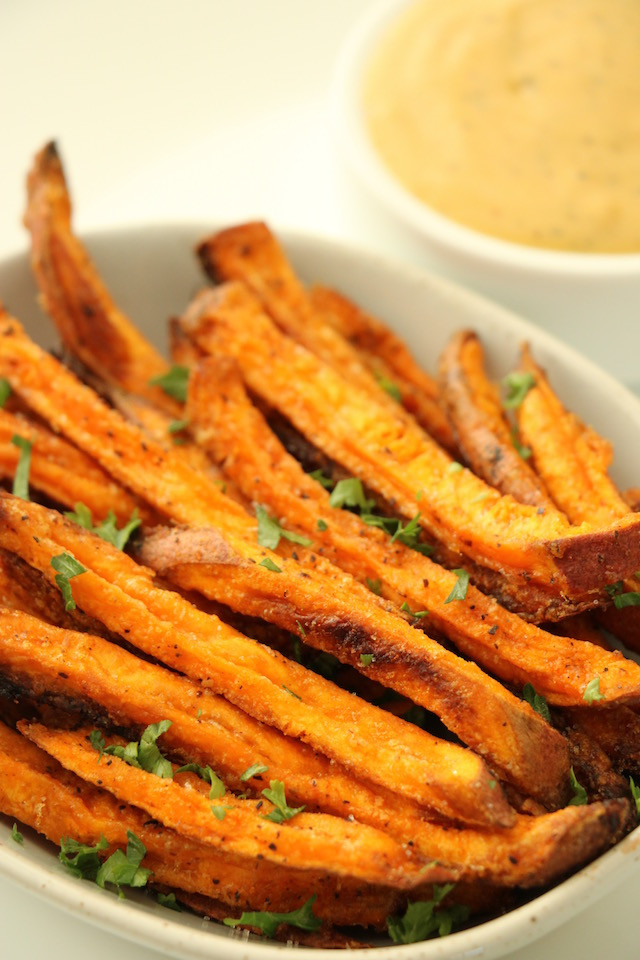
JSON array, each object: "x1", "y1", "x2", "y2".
[{"x1": 0, "y1": 2, "x2": 638, "y2": 957}]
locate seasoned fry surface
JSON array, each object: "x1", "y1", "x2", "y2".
[{"x1": 3, "y1": 152, "x2": 640, "y2": 947}]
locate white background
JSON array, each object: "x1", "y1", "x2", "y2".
[{"x1": 0, "y1": 2, "x2": 638, "y2": 957}]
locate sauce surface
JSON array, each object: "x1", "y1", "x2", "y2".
[{"x1": 364, "y1": 0, "x2": 640, "y2": 252}]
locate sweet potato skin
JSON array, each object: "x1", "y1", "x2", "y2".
[{"x1": 439, "y1": 331, "x2": 554, "y2": 509}]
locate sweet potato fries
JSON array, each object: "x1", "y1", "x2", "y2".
[{"x1": 0, "y1": 142, "x2": 639, "y2": 948}]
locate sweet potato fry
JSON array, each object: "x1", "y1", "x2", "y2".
[
  {"x1": 308, "y1": 284, "x2": 456, "y2": 451},
  {"x1": 24, "y1": 142, "x2": 179, "y2": 413},
  {"x1": 0, "y1": 495, "x2": 511, "y2": 826},
  {"x1": 562, "y1": 705, "x2": 640, "y2": 775},
  {"x1": 0, "y1": 317, "x2": 565, "y2": 811},
  {"x1": 197, "y1": 222, "x2": 433, "y2": 427},
  {"x1": 178, "y1": 283, "x2": 640, "y2": 600},
  {"x1": 0, "y1": 407, "x2": 149, "y2": 522},
  {"x1": 516, "y1": 345, "x2": 631, "y2": 525},
  {"x1": 22, "y1": 722, "x2": 433, "y2": 888},
  {"x1": 439, "y1": 331, "x2": 555, "y2": 509},
  {"x1": 184, "y1": 358, "x2": 640, "y2": 713},
  {"x1": 0, "y1": 721, "x2": 405, "y2": 927}
]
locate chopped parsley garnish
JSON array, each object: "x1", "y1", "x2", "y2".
[
  {"x1": 0, "y1": 378, "x2": 11, "y2": 408},
  {"x1": 583, "y1": 676, "x2": 605, "y2": 704},
  {"x1": 329, "y1": 477, "x2": 375, "y2": 512},
  {"x1": 400, "y1": 601, "x2": 429, "y2": 619},
  {"x1": 447, "y1": 462, "x2": 463, "y2": 474},
  {"x1": 10, "y1": 434, "x2": 32, "y2": 500},
  {"x1": 223, "y1": 895, "x2": 321, "y2": 938},
  {"x1": 316, "y1": 518, "x2": 328, "y2": 531},
  {"x1": 240, "y1": 762, "x2": 269, "y2": 782},
  {"x1": 255, "y1": 505, "x2": 312, "y2": 550},
  {"x1": 510, "y1": 426, "x2": 532, "y2": 460},
  {"x1": 308, "y1": 469, "x2": 333, "y2": 490},
  {"x1": 168, "y1": 419, "x2": 189, "y2": 435},
  {"x1": 211, "y1": 805, "x2": 227, "y2": 821},
  {"x1": 96, "y1": 831, "x2": 152, "y2": 897},
  {"x1": 366, "y1": 577, "x2": 382, "y2": 596},
  {"x1": 65, "y1": 502, "x2": 141, "y2": 551},
  {"x1": 175, "y1": 761, "x2": 225, "y2": 799},
  {"x1": 444, "y1": 569, "x2": 469, "y2": 604},
  {"x1": 568, "y1": 767, "x2": 588, "y2": 806},
  {"x1": 502, "y1": 371, "x2": 536, "y2": 410},
  {"x1": 259, "y1": 557, "x2": 282, "y2": 573},
  {"x1": 360, "y1": 653, "x2": 375, "y2": 667},
  {"x1": 261, "y1": 780, "x2": 305, "y2": 823},
  {"x1": 157, "y1": 892, "x2": 181, "y2": 911},
  {"x1": 362, "y1": 511, "x2": 433, "y2": 556},
  {"x1": 59, "y1": 835, "x2": 108, "y2": 880},
  {"x1": 282, "y1": 684, "x2": 302, "y2": 700},
  {"x1": 613, "y1": 592, "x2": 640, "y2": 610},
  {"x1": 522, "y1": 683, "x2": 551, "y2": 723},
  {"x1": 91, "y1": 720, "x2": 174, "y2": 779},
  {"x1": 149, "y1": 365, "x2": 189, "y2": 403},
  {"x1": 630, "y1": 777, "x2": 640, "y2": 821},
  {"x1": 387, "y1": 884, "x2": 469, "y2": 943},
  {"x1": 295, "y1": 620, "x2": 306, "y2": 638},
  {"x1": 11, "y1": 823, "x2": 24, "y2": 844},
  {"x1": 50, "y1": 552, "x2": 87, "y2": 611},
  {"x1": 375, "y1": 372, "x2": 402, "y2": 402}
]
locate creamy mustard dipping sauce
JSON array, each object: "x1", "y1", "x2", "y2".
[{"x1": 364, "y1": 0, "x2": 640, "y2": 252}]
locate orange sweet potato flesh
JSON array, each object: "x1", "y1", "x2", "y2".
[
  {"x1": 0, "y1": 408, "x2": 150, "y2": 522},
  {"x1": 21, "y1": 722, "x2": 433, "y2": 889},
  {"x1": 0, "y1": 722, "x2": 402, "y2": 926},
  {"x1": 178, "y1": 283, "x2": 640, "y2": 600},
  {"x1": 184, "y1": 358, "x2": 640, "y2": 713},
  {"x1": 24, "y1": 142, "x2": 178, "y2": 414},
  {"x1": 197, "y1": 221, "x2": 458, "y2": 451},
  {"x1": 0, "y1": 626, "x2": 628, "y2": 888},
  {"x1": 0, "y1": 318, "x2": 551, "y2": 815},
  {"x1": 516, "y1": 345, "x2": 631, "y2": 526},
  {"x1": 439, "y1": 331, "x2": 555, "y2": 510},
  {"x1": 0, "y1": 495, "x2": 510, "y2": 827}
]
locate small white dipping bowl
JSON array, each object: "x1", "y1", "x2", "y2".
[
  {"x1": 1, "y1": 222, "x2": 640, "y2": 959},
  {"x1": 331, "y1": 0, "x2": 640, "y2": 389}
]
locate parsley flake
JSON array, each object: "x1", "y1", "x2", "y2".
[
  {"x1": 583, "y1": 677, "x2": 605, "y2": 704},
  {"x1": 223, "y1": 895, "x2": 321, "y2": 938},
  {"x1": 96, "y1": 831, "x2": 152, "y2": 897},
  {"x1": 282, "y1": 684, "x2": 302, "y2": 700},
  {"x1": 613, "y1": 592, "x2": 640, "y2": 610},
  {"x1": 50, "y1": 553, "x2": 87, "y2": 610},
  {"x1": 211, "y1": 805, "x2": 227, "y2": 821},
  {"x1": 308, "y1": 469, "x2": 333, "y2": 490},
  {"x1": 400, "y1": 601, "x2": 429, "y2": 619},
  {"x1": 444, "y1": 569, "x2": 469, "y2": 604},
  {"x1": 360, "y1": 653, "x2": 375, "y2": 667},
  {"x1": 0, "y1": 378, "x2": 11, "y2": 408},
  {"x1": 366, "y1": 577, "x2": 382, "y2": 596},
  {"x1": 261, "y1": 780, "x2": 305, "y2": 823},
  {"x1": 316, "y1": 518, "x2": 328, "y2": 531},
  {"x1": 568, "y1": 767, "x2": 588, "y2": 806},
  {"x1": 510, "y1": 426, "x2": 532, "y2": 460},
  {"x1": 630, "y1": 777, "x2": 640, "y2": 821},
  {"x1": 375, "y1": 373, "x2": 402, "y2": 402},
  {"x1": 11, "y1": 823, "x2": 24, "y2": 844},
  {"x1": 259, "y1": 557, "x2": 282, "y2": 573},
  {"x1": 157, "y1": 891, "x2": 182, "y2": 911},
  {"x1": 255, "y1": 505, "x2": 312, "y2": 550},
  {"x1": 91, "y1": 720, "x2": 174, "y2": 779},
  {"x1": 522, "y1": 683, "x2": 551, "y2": 723},
  {"x1": 168, "y1": 419, "x2": 189, "y2": 435},
  {"x1": 175, "y1": 762, "x2": 225, "y2": 799},
  {"x1": 149, "y1": 365, "x2": 189, "y2": 403},
  {"x1": 329, "y1": 477, "x2": 375, "y2": 512},
  {"x1": 503, "y1": 371, "x2": 536, "y2": 410},
  {"x1": 240, "y1": 762, "x2": 268, "y2": 782},
  {"x1": 59, "y1": 835, "x2": 108, "y2": 880},
  {"x1": 10, "y1": 434, "x2": 32, "y2": 500},
  {"x1": 65, "y1": 502, "x2": 141, "y2": 551},
  {"x1": 387, "y1": 884, "x2": 469, "y2": 943},
  {"x1": 447, "y1": 462, "x2": 463, "y2": 474}
]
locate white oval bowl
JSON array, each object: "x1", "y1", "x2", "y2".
[
  {"x1": 331, "y1": 0, "x2": 640, "y2": 388},
  {"x1": 1, "y1": 222, "x2": 640, "y2": 959}
]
